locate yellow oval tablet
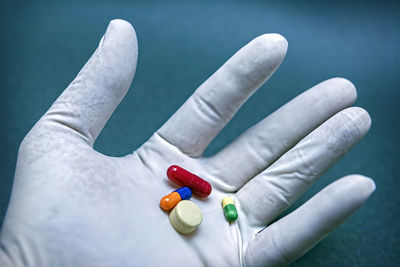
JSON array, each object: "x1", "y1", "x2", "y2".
[{"x1": 169, "y1": 200, "x2": 202, "y2": 234}]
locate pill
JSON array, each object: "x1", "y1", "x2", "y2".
[
  {"x1": 169, "y1": 200, "x2": 202, "y2": 234},
  {"x1": 160, "y1": 187, "x2": 192, "y2": 211},
  {"x1": 167, "y1": 165, "x2": 212, "y2": 198},
  {"x1": 222, "y1": 196, "x2": 238, "y2": 222}
]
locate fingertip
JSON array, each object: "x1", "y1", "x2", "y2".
[
  {"x1": 355, "y1": 106, "x2": 372, "y2": 131},
  {"x1": 99, "y1": 19, "x2": 137, "y2": 52},
  {"x1": 254, "y1": 33, "x2": 288, "y2": 59},
  {"x1": 108, "y1": 19, "x2": 136, "y2": 35},
  {"x1": 365, "y1": 176, "x2": 376, "y2": 192},
  {"x1": 342, "y1": 174, "x2": 376, "y2": 197},
  {"x1": 319, "y1": 77, "x2": 357, "y2": 107},
  {"x1": 260, "y1": 33, "x2": 288, "y2": 50},
  {"x1": 342, "y1": 107, "x2": 372, "y2": 135},
  {"x1": 97, "y1": 19, "x2": 138, "y2": 88},
  {"x1": 333, "y1": 77, "x2": 357, "y2": 101},
  {"x1": 273, "y1": 33, "x2": 288, "y2": 53}
]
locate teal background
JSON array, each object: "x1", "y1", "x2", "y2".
[{"x1": 1, "y1": 0, "x2": 399, "y2": 265}]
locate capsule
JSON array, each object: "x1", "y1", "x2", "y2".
[
  {"x1": 167, "y1": 165, "x2": 212, "y2": 198},
  {"x1": 160, "y1": 187, "x2": 192, "y2": 211},
  {"x1": 222, "y1": 196, "x2": 238, "y2": 222}
]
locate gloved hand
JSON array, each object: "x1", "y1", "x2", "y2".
[{"x1": 0, "y1": 19, "x2": 375, "y2": 267}]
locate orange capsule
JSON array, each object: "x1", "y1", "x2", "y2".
[{"x1": 160, "y1": 187, "x2": 192, "y2": 211}]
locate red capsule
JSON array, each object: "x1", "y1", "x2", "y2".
[{"x1": 167, "y1": 165, "x2": 212, "y2": 198}]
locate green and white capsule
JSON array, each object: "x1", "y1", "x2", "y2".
[{"x1": 222, "y1": 196, "x2": 238, "y2": 222}]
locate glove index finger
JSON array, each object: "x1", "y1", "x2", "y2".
[{"x1": 158, "y1": 34, "x2": 288, "y2": 157}]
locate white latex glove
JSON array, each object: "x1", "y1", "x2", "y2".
[{"x1": 0, "y1": 19, "x2": 375, "y2": 267}]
